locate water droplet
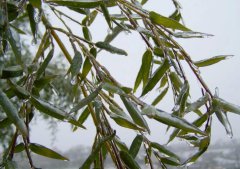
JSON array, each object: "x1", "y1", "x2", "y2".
[
  {"x1": 31, "y1": 38, "x2": 37, "y2": 46},
  {"x1": 215, "y1": 87, "x2": 219, "y2": 97},
  {"x1": 227, "y1": 131, "x2": 233, "y2": 138},
  {"x1": 107, "y1": 28, "x2": 113, "y2": 34},
  {"x1": 64, "y1": 74, "x2": 69, "y2": 80},
  {"x1": 70, "y1": 76, "x2": 78, "y2": 85}
]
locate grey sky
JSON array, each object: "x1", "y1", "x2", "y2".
[{"x1": 30, "y1": 0, "x2": 240, "y2": 151}]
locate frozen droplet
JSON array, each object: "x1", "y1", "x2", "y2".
[
  {"x1": 227, "y1": 131, "x2": 233, "y2": 138},
  {"x1": 70, "y1": 76, "x2": 77, "y2": 85},
  {"x1": 31, "y1": 38, "x2": 37, "y2": 46},
  {"x1": 107, "y1": 28, "x2": 113, "y2": 34}
]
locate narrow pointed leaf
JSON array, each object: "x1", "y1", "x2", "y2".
[
  {"x1": 14, "y1": 143, "x2": 25, "y2": 153},
  {"x1": 27, "y1": 4, "x2": 37, "y2": 41},
  {"x1": 47, "y1": 0, "x2": 102, "y2": 8},
  {"x1": 70, "y1": 85, "x2": 102, "y2": 113},
  {"x1": 77, "y1": 107, "x2": 90, "y2": 125},
  {"x1": 142, "y1": 105, "x2": 205, "y2": 135},
  {"x1": 194, "y1": 55, "x2": 232, "y2": 67},
  {"x1": 69, "y1": 51, "x2": 83, "y2": 78},
  {"x1": 182, "y1": 148, "x2": 207, "y2": 167},
  {"x1": 104, "y1": 25, "x2": 123, "y2": 43},
  {"x1": 142, "y1": 59, "x2": 170, "y2": 96},
  {"x1": 100, "y1": 2, "x2": 112, "y2": 29},
  {"x1": 141, "y1": 49, "x2": 153, "y2": 87},
  {"x1": 120, "y1": 151, "x2": 141, "y2": 169},
  {"x1": 29, "y1": 143, "x2": 69, "y2": 161},
  {"x1": 82, "y1": 26, "x2": 92, "y2": 42},
  {"x1": 0, "y1": 89, "x2": 28, "y2": 137},
  {"x1": 151, "y1": 142, "x2": 180, "y2": 160},
  {"x1": 121, "y1": 96, "x2": 150, "y2": 133},
  {"x1": 152, "y1": 87, "x2": 168, "y2": 106},
  {"x1": 160, "y1": 156, "x2": 181, "y2": 166},
  {"x1": 214, "y1": 97, "x2": 240, "y2": 115},
  {"x1": 8, "y1": 80, "x2": 30, "y2": 99},
  {"x1": 102, "y1": 82, "x2": 125, "y2": 95},
  {"x1": 82, "y1": 10, "x2": 98, "y2": 26},
  {"x1": 149, "y1": 11, "x2": 191, "y2": 31},
  {"x1": 1, "y1": 65, "x2": 23, "y2": 79},
  {"x1": 7, "y1": 29, "x2": 23, "y2": 67},
  {"x1": 129, "y1": 135, "x2": 143, "y2": 158},
  {"x1": 175, "y1": 81, "x2": 189, "y2": 115},
  {"x1": 114, "y1": 137, "x2": 129, "y2": 152},
  {"x1": 95, "y1": 41, "x2": 127, "y2": 56},
  {"x1": 36, "y1": 49, "x2": 54, "y2": 79},
  {"x1": 185, "y1": 94, "x2": 210, "y2": 113},
  {"x1": 169, "y1": 71, "x2": 183, "y2": 92},
  {"x1": 82, "y1": 47, "x2": 96, "y2": 79}
]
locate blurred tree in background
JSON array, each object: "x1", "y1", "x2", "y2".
[{"x1": 0, "y1": 0, "x2": 239, "y2": 168}]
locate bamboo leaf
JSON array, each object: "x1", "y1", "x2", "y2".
[
  {"x1": 0, "y1": 66, "x2": 23, "y2": 79},
  {"x1": 0, "y1": 89, "x2": 28, "y2": 137},
  {"x1": 185, "y1": 94, "x2": 210, "y2": 113},
  {"x1": 121, "y1": 96, "x2": 150, "y2": 133},
  {"x1": 169, "y1": 71, "x2": 183, "y2": 93},
  {"x1": 82, "y1": 26, "x2": 92, "y2": 42},
  {"x1": 27, "y1": 4, "x2": 37, "y2": 41},
  {"x1": 152, "y1": 87, "x2": 168, "y2": 106},
  {"x1": 29, "y1": 143, "x2": 69, "y2": 161},
  {"x1": 194, "y1": 55, "x2": 232, "y2": 67},
  {"x1": 29, "y1": 0, "x2": 42, "y2": 8},
  {"x1": 69, "y1": 51, "x2": 83, "y2": 78},
  {"x1": 36, "y1": 49, "x2": 54, "y2": 79},
  {"x1": 82, "y1": 10, "x2": 98, "y2": 26},
  {"x1": 82, "y1": 47, "x2": 96, "y2": 79},
  {"x1": 142, "y1": 105, "x2": 205, "y2": 135},
  {"x1": 47, "y1": 0, "x2": 102, "y2": 8},
  {"x1": 214, "y1": 97, "x2": 240, "y2": 115},
  {"x1": 14, "y1": 143, "x2": 25, "y2": 153},
  {"x1": 104, "y1": 25, "x2": 123, "y2": 44},
  {"x1": 95, "y1": 41, "x2": 127, "y2": 56},
  {"x1": 174, "y1": 81, "x2": 189, "y2": 115},
  {"x1": 6, "y1": 29, "x2": 23, "y2": 67},
  {"x1": 149, "y1": 11, "x2": 191, "y2": 31},
  {"x1": 70, "y1": 85, "x2": 102, "y2": 113},
  {"x1": 129, "y1": 135, "x2": 143, "y2": 159},
  {"x1": 142, "y1": 49, "x2": 153, "y2": 87},
  {"x1": 120, "y1": 151, "x2": 141, "y2": 169},
  {"x1": 100, "y1": 2, "x2": 112, "y2": 29},
  {"x1": 173, "y1": 31, "x2": 213, "y2": 38},
  {"x1": 160, "y1": 156, "x2": 181, "y2": 166},
  {"x1": 142, "y1": 59, "x2": 170, "y2": 96},
  {"x1": 150, "y1": 142, "x2": 180, "y2": 160}
]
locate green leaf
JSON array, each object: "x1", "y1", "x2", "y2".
[
  {"x1": 82, "y1": 26, "x2": 92, "y2": 42},
  {"x1": 36, "y1": 49, "x2": 54, "y2": 79},
  {"x1": 129, "y1": 135, "x2": 143, "y2": 158},
  {"x1": 159, "y1": 156, "x2": 181, "y2": 166},
  {"x1": 102, "y1": 82, "x2": 125, "y2": 95},
  {"x1": 14, "y1": 143, "x2": 25, "y2": 153},
  {"x1": 47, "y1": 0, "x2": 102, "y2": 8},
  {"x1": 27, "y1": 4, "x2": 37, "y2": 41},
  {"x1": 29, "y1": 0, "x2": 42, "y2": 8},
  {"x1": 104, "y1": 25, "x2": 123, "y2": 44},
  {"x1": 69, "y1": 51, "x2": 83, "y2": 78},
  {"x1": 33, "y1": 75, "x2": 58, "y2": 90},
  {"x1": 174, "y1": 81, "x2": 189, "y2": 115},
  {"x1": 114, "y1": 137, "x2": 129, "y2": 152},
  {"x1": 0, "y1": 89, "x2": 28, "y2": 137},
  {"x1": 142, "y1": 105, "x2": 205, "y2": 135},
  {"x1": 149, "y1": 11, "x2": 191, "y2": 31},
  {"x1": 8, "y1": 80, "x2": 30, "y2": 99},
  {"x1": 185, "y1": 94, "x2": 210, "y2": 113},
  {"x1": 29, "y1": 143, "x2": 69, "y2": 161},
  {"x1": 6, "y1": 29, "x2": 23, "y2": 67},
  {"x1": 80, "y1": 132, "x2": 115, "y2": 169},
  {"x1": 213, "y1": 98, "x2": 233, "y2": 137},
  {"x1": 182, "y1": 148, "x2": 207, "y2": 167},
  {"x1": 10, "y1": 24, "x2": 26, "y2": 35},
  {"x1": 30, "y1": 96, "x2": 65, "y2": 120},
  {"x1": 110, "y1": 14, "x2": 141, "y2": 21},
  {"x1": 100, "y1": 2, "x2": 112, "y2": 29},
  {"x1": 121, "y1": 96, "x2": 150, "y2": 133},
  {"x1": 134, "y1": 49, "x2": 153, "y2": 92},
  {"x1": 1, "y1": 65, "x2": 23, "y2": 79},
  {"x1": 109, "y1": 112, "x2": 145, "y2": 131},
  {"x1": 152, "y1": 87, "x2": 168, "y2": 106},
  {"x1": 7, "y1": 3, "x2": 19, "y2": 22},
  {"x1": 0, "y1": 118, "x2": 12, "y2": 128},
  {"x1": 120, "y1": 151, "x2": 141, "y2": 169},
  {"x1": 82, "y1": 10, "x2": 98, "y2": 26},
  {"x1": 82, "y1": 47, "x2": 96, "y2": 79},
  {"x1": 169, "y1": 72, "x2": 183, "y2": 93},
  {"x1": 150, "y1": 142, "x2": 180, "y2": 160},
  {"x1": 214, "y1": 97, "x2": 240, "y2": 115},
  {"x1": 95, "y1": 41, "x2": 127, "y2": 56},
  {"x1": 194, "y1": 55, "x2": 232, "y2": 67},
  {"x1": 141, "y1": 59, "x2": 170, "y2": 96},
  {"x1": 77, "y1": 107, "x2": 90, "y2": 125},
  {"x1": 70, "y1": 85, "x2": 102, "y2": 113}
]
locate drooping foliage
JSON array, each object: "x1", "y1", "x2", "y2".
[{"x1": 0, "y1": 0, "x2": 238, "y2": 168}]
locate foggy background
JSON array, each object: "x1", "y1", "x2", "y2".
[{"x1": 28, "y1": 0, "x2": 240, "y2": 152}]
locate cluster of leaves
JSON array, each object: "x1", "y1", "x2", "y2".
[{"x1": 0, "y1": 0, "x2": 239, "y2": 168}]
